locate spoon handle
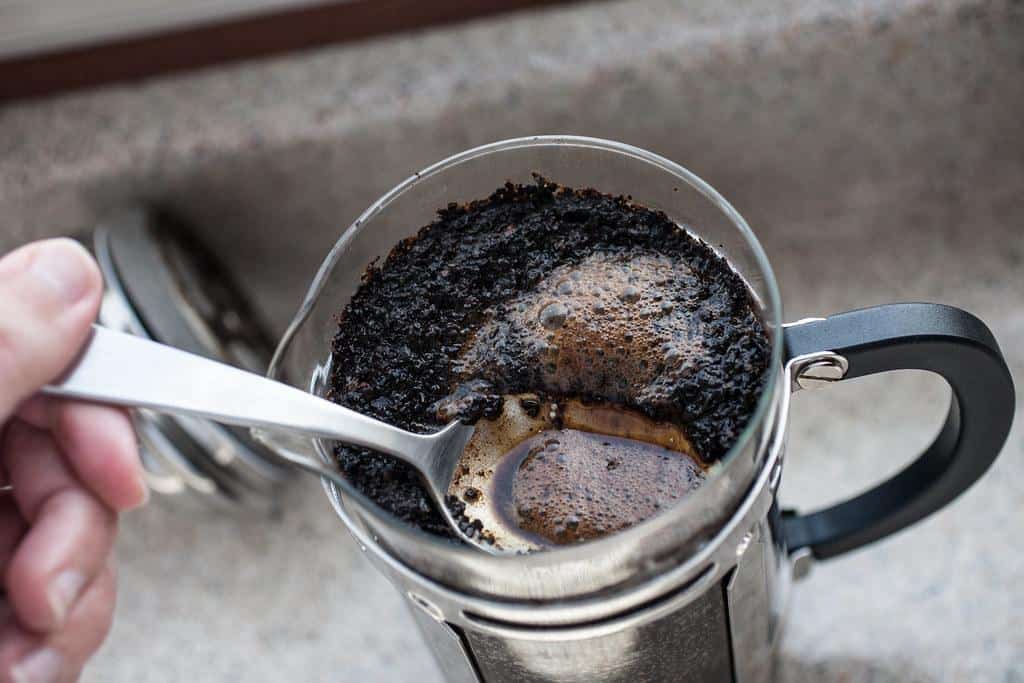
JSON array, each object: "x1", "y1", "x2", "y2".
[{"x1": 42, "y1": 325, "x2": 430, "y2": 461}]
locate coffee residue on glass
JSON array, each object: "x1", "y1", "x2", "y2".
[{"x1": 327, "y1": 177, "x2": 770, "y2": 541}]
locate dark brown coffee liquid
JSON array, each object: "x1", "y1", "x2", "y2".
[
  {"x1": 491, "y1": 428, "x2": 704, "y2": 546},
  {"x1": 448, "y1": 397, "x2": 707, "y2": 549}
]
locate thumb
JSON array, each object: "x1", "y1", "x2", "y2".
[{"x1": 0, "y1": 239, "x2": 103, "y2": 420}]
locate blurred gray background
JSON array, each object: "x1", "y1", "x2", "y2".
[{"x1": 1, "y1": 0, "x2": 1022, "y2": 680}]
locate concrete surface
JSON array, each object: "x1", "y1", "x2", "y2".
[{"x1": 0, "y1": 0, "x2": 1022, "y2": 680}]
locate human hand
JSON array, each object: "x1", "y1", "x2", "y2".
[{"x1": 0, "y1": 239, "x2": 147, "y2": 682}]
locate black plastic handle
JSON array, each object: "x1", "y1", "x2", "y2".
[{"x1": 781, "y1": 303, "x2": 1015, "y2": 560}]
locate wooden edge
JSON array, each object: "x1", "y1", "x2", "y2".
[{"x1": 0, "y1": 0, "x2": 576, "y2": 102}]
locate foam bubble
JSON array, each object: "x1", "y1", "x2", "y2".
[{"x1": 538, "y1": 302, "x2": 569, "y2": 330}]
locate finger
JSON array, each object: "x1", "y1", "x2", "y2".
[
  {"x1": 0, "y1": 599, "x2": 30, "y2": 676},
  {"x1": 0, "y1": 239, "x2": 102, "y2": 421},
  {"x1": 53, "y1": 404, "x2": 147, "y2": 513},
  {"x1": 0, "y1": 498, "x2": 26, "y2": 570},
  {"x1": 15, "y1": 398, "x2": 146, "y2": 512},
  {"x1": 0, "y1": 566, "x2": 117, "y2": 683},
  {"x1": 10, "y1": 397, "x2": 47, "y2": 430},
  {"x1": 3, "y1": 423, "x2": 116, "y2": 633},
  {"x1": 50, "y1": 565, "x2": 116, "y2": 681}
]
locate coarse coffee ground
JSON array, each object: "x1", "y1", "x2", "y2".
[{"x1": 327, "y1": 177, "x2": 770, "y2": 539}]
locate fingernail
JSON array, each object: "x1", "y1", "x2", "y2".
[
  {"x1": 47, "y1": 570, "x2": 86, "y2": 626},
  {"x1": 11, "y1": 648, "x2": 62, "y2": 683},
  {"x1": 27, "y1": 239, "x2": 94, "y2": 304}
]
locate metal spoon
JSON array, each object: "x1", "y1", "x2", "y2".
[{"x1": 42, "y1": 325, "x2": 485, "y2": 549}]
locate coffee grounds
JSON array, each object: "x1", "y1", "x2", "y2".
[{"x1": 327, "y1": 178, "x2": 770, "y2": 538}]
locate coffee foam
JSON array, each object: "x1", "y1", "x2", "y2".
[
  {"x1": 453, "y1": 250, "x2": 714, "y2": 412},
  {"x1": 500, "y1": 429, "x2": 704, "y2": 546},
  {"x1": 440, "y1": 248, "x2": 736, "y2": 550}
]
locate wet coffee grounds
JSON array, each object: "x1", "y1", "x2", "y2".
[{"x1": 327, "y1": 177, "x2": 770, "y2": 539}]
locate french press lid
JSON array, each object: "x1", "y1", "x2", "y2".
[{"x1": 93, "y1": 208, "x2": 293, "y2": 508}]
